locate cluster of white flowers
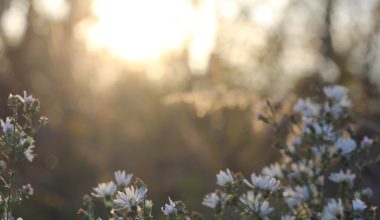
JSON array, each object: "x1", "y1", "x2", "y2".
[
  {"x1": 80, "y1": 170, "x2": 153, "y2": 219},
  {"x1": 323, "y1": 85, "x2": 351, "y2": 118},
  {"x1": 328, "y1": 170, "x2": 356, "y2": 186},
  {"x1": 201, "y1": 85, "x2": 378, "y2": 220},
  {"x1": 0, "y1": 92, "x2": 46, "y2": 220},
  {"x1": 283, "y1": 185, "x2": 312, "y2": 208},
  {"x1": 293, "y1": 98, "x2": 320, "y2": 117},
  {"x1": 81, "y1": 169, "x2": 192, "y2": 220}
]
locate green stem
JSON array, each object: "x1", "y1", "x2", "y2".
[{"x1": 6, "y1": 103, "x2": 18, "y2": 220}]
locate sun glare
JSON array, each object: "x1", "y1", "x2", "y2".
[{"x1": 86, "y1": 0, "x2": 197, "y2": 62}]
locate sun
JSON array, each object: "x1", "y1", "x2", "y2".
[{"x1": 85, "y1": 0, "x2": 195, "y2": 62}]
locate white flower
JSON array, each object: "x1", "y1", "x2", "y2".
[
  {"x1": 1, "y1": 117, "x2": 13, "y2": 135},
  {"x1": 323, "y1": 85, "x2": 351, "y2": 118},
  {"x1": 352, "y1": 198, "x2": 367, "y2": 212},
  {"x1": 321, "y1": 199, "x2": 344, "y2": 220},
  {"x1": 92, "y1": 181, "x2": 117, "y2": 198},
  {"x1": 22, "y1": 184, "x2": 33, "y2": 196},
  {"x1": 283, "y1": 185, "x2": 311, "y2": 208},
  {"x1": 145, "y1": 200, "x2": 153, "y2": 209},
  {"x1": 336, "y1": 137, "x2": 356, "y2": 155},
  {"x1": 216, "y1": 169, "x2": 234, "y2": 186},
  {"x1": 202, "y1": 192, "x2": 225, "y2": 209},
  {"x1": 114, "y1": 186, "x2": 147, "y2": 209},
  {"x1": 288, "y1": 160, "x2": 316, "y2": 179},
  {"x1": 323, "y1": 85, "x2": 350, "y2": 104},
  {"x1": 360, "y1": 136, "x2": 373, "y2": 148},
  {"x1": 240, "y1": 191, "x2": 273, "y2": 216},
  {"x1": 293, "y1": 99, "x2": 320, "y2": 118},
  {"x1": 261, "y1": 163, "x2": 283, "y2": 178},
  {"x1": 114, "y1": 170, "x2": 133, "y2": 186},
  {"x1": 24, "y1": 91, "x2": 35, "y2": 105},
  {"x1": 19, "y1": 137, "x2": 27, "y2": 147},
  {"x1": 324, "y1": 103, "x2": 343, "y2": 118},
  {"x1": 362, "y1": 188, "x2": 373, "y2": 198},
  {"x1": 17, "y1": 91, "x2": 35, "y2": 106},
  {"x1": 303, "y1": 122, "x2": 335, "y2": 142},
  {"x1": 161, "y1": 197, "x2": 177, "y2": 216},
  {"x1": 24, "y1": 145, "x2": 36, "y2": 162},
  {"x1": 247, "y1": 173, "x2": 280, "y2": 191},
  {"x1": 329, "y1": 170, "x2": 355, "y2": 186}
]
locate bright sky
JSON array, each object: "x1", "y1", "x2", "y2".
[{"x1": 84, "y1": 0, "x2": 217, "y2": 71}]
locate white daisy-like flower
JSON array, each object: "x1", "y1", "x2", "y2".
[
  {"x1": 23, "y1": 91, "x2": 35, "y2": 105},
  {"x1": 321, "y1": 199, "x2": 344, "y2": 220},
  {"x1": 161, "y1": 197, "x2": 177, "y2": 216},
  {"x1": 17, "y1": 91, "x2": 35, "y2": 106},
  {"x1": 303, "y1": 122, "x2": 335, "y2": 142},
  {"x1": 216, "y1": 169, "x2": 234, "y2": 187},
  {"x1": 19, "y1": 137, "x2": 27, "y2": 147},
  {"x1": 114, "y1": 186, "x2": 147, "y2": 209},
  {"x1": 352, "y1": 198, "x2": 367, "y2": 212},
  {"x1": 323, "y1": 85, "x2": 351, "y2": 119},
  {"x1": 328, "y1": 170, "x2": 355, "y2": 186},
  {"x1": 283, "y1": 185, "x2": 311, "y2": 208},
  {"x1": 324, "y1": 102, "x2": 343, "y2": 118},
  {"x1": 240, "y1": 191, "x2": 273, "y2": 216},
  {"x1": 360, "y1": 136, "x2": 373, "y2": 148},
  {"x1": 261, "y1": 163, "x2": 284, "y2": 178},
  {"x1": 293, "y1": 99, "x2": 320, "y2": 118},
  {"x1": 247, "y1": 173, "x2": 280, "y2": 191},
  {"x1": 114, "y1": 170, "x2": 133, "y2": 187},
  {"x1": 323, "y1": 85, "x2": 350, "y2": 104},
  {"x1": 288, "y1": 160, "x2": 316, "y2": 179},
  {"x1": 202, "y1": 192, "x2": 226, "y2": 209},
  {"x1": 1, "y1": 117, "x2": 13, "y2": 136},
  {"x1": 24, "y1": 145, "x2": 36, "y2": 162},
  {"x1": 22, "y1": 184, "x2": 33, "y2": 196},
  {"x1": 92, "y1": 181, "x2": 117, "y2": 198},
  {"x1": 335, "y1": 137, "x2": 356, "y2": 155}
]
